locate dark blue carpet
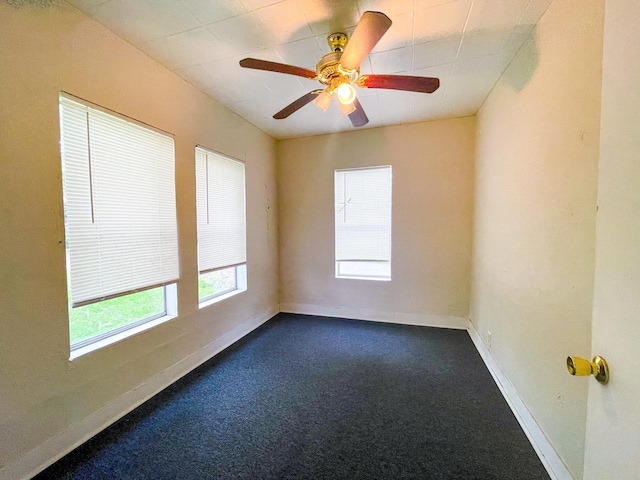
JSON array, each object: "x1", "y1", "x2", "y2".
[{"x1": 35, "y1": 313, "x2": 550, "y2": 479}]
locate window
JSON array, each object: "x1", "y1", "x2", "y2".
[
  {"x1": 195, "y1": 147, "x2": 247, "y2": 305},
  {"x1": 59, "y1": 94, "x2": 179, "y2": 356},
  {"x1": 335, "y1": 166, "x2": 392, "y2": 280}
]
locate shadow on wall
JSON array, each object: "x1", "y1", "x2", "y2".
[
  {"x1": 319, "y1": 119, "x2": 389, "y2": 159},
  {"x1": 501, "y1": 26, "x2": 540, "y2": 92},
  {"x1": 3, "y1": 0, "x2": 65, "y2": 7}
]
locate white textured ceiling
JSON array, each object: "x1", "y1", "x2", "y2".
[{"x1": 67, "y1": 0, "x2": 552, "y2": 139}]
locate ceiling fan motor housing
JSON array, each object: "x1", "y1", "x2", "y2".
[
  {"x1": 316, "y1": 33, "x2": 360, "y2": 86},
  {"x1": 316, "y1": 51, "x2": 343, "y2": 84}
]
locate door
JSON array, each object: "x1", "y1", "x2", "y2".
[{"x1": 583, "y1": 1, "x2": 640, "y2": 478}]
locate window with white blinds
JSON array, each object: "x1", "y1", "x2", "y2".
[
  {"x1": 335, "y1": 166, "x2": 392, "y2": 280},
  {"x1": 59, "y1": 95, "x2": 179, "y2": 308},
  {"x1": 195, "y1": 147, "x2": 246, "y2": 303}
]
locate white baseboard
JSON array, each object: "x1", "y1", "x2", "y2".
[
  {"x1": 279, "y1": 303, "x2": 468, "y2": 330},
  {"x1": 467, "y1": 320, "x2": 574, "y2": 480},
  {"x1": 3, "y1": 307, "x2": 277, "y2": 480}
]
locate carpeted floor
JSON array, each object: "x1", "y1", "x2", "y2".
[{"x1": 35, "y1": 313, "x2": 550, "y2": 479}]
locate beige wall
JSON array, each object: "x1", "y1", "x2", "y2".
[
  {"x1": 4, "y1": 1, "x2": 628, "y2": 478},
  {"x1": 470, "y1": 0, "x2": 604, "y2": 477},
  {"x1": 0, "y1": 4, "x2": 278, "y2": 477},
  {"x1": 277, "y1": 118, "x2": 475, "y2": 327},
  {"x1": 584, "y1": 1, "x2": 640, "y2": 478}
]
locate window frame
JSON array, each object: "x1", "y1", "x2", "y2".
[
  {"x1": 59, "y1": 93, "x2": 179, "y2": 358},
  {"x1": 69, "y1": 284, "x2": 178, "y2": 359},
  {"x1": 195, "y1": 146, "x2": 247, "y2": 307},
  {"x1": 198, "y1": 264, "x2": 248, "y2": 309},
  {"x1": 334, "y1": 165, "x2": 392, "y2": 281},
  {"x1": 199, "y1": 267, "x2": 238, "y2": 303}
]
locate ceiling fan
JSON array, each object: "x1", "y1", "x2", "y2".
[{"x1": 239, "y1": 11, "x2": 440, "y2": 128}]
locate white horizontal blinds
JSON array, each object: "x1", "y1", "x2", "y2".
[
  {"x1": 195, "y1": 147, "x2": 246, "y2": 273},
  {"x1": 335, "y1": 166, "x2": 392, "y2": 262},
  {"x1": 60, "y1": 96, "x2": 179, "y2": 307}
]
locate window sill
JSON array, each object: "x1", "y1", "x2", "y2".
[
  {"x1": 336, "y1": 275, "x2": 391, "y2": 281},
  {"x1": 199, "y1": 287, "x2": 245, "y2": 309},
  {"x1": 69, "y1": 313, "x2": 177, "y2": 361}
]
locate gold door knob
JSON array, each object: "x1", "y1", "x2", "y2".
[{"x1": 566, "y1": 356, "x2": 609, "y2": 385}]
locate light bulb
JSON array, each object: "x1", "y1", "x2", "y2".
[
  {"x1": 337, "y1": 83, "x2": 356, "y2": 105},
  {"x1": 314, "y1": 89, "x2": 333, "y2": 111}
]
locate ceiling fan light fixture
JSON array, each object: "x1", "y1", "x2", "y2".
[
  {"x1": 313, "y1": 89, "x2": 334, "y2": 111},
  {"x1": 337, "y1": 82, "x2": 356, "y2": 105},
  {"x1": 340, "y1": 101, "x2": 356, "y2": 116}
]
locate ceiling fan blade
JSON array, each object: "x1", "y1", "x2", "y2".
[
  {"x1": 239, "y1": 58, "x2": 316, "y2": 80},
  {"x1": 358, "y1": 74, "x2": 440, "y2": 93},
  {"x1": 348, "y1": 98, "x2": 369, "y2": 127},
  {"x1": 340, "y1": 11, "x2": 392, "y2": 71},
  {"x1": 273, "y1": 90, "x2": 323, "y2": 119}
]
